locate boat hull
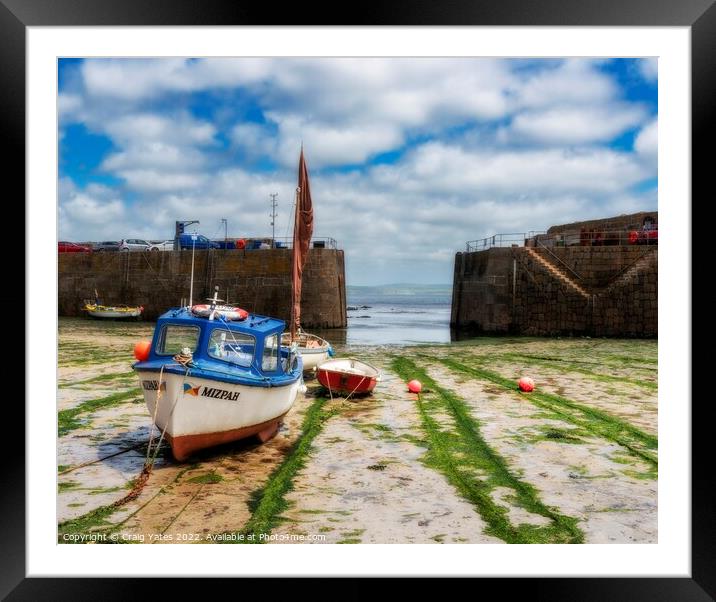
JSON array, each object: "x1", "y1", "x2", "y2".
[
  {"x1": 297, "y1": 347, "x2": 331, "y2": 371},
  {"x1": 85, "y1": 306, "x2": 142, "y2": 319},
  {"x1": 316, "y1": 359, "x2": 379, "y2": 396},
  {"x1": 281, "y1": 333, "x2": 331, "y2": 371},
  {"x1": 135, "y1": 370, "x2": 301, "y2": 461}
]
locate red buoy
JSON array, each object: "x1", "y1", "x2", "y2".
[
  {"x1": 236, "y1": 238, "x2": 246, "y2": 249},
  {"x1": 518, "y1": 376, "x2": 535, "y2": 392},
  {"x1": 408, "y1": 379, "x2": 423, "y2": 393},
  {"x1": 134, "y1": 340, "x2": 151, "y2": 361}
]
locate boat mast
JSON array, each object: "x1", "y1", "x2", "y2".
[{"x1": 290, "y1": 185, "x2": 300, "y2": 340}]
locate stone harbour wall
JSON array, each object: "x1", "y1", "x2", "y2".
[
  {"x1": 451, "y1": 246, "x2": 657, "y2": 337},
  {"x1": 58, "y1": 249, "x2": 347, "y2": 328}
]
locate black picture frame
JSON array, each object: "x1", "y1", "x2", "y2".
[{"x1": 8, "y1": 0, "x2": 705, "y2": 598}]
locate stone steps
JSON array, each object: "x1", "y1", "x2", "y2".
[
  {"x1": 524, "y1": 248, "x2": 590, "y2": 299},
  {"x1": 607, "y1": 252, "x2": 657, "y2": 291}
]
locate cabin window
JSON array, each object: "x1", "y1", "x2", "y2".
[
  {"x1": 208, "y1": 329, "x2": 254, "y2": 367},
  {"x1": 157, "y1": 325, "x2": 200, "y2": 355},
  {"x1": 262, "y1": 334, "x2": 279, "y2": 372}
]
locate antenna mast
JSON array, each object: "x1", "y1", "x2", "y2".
[{"x1": 269, "y1": 193, "x2": 278, "y2": 248}]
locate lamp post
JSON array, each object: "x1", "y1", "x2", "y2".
[{"x1": 189, "y1": 233, "x2": 198, "y2": 307}]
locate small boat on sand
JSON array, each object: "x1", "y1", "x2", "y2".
[
  {"x1": 132, "y1": 287, "x2": 304, "y2": 461},
  {"x1": 281, "y1": 330, "x2": 332, "y2": 371},
  {"x1": 316, "y1": 358, "x2": 380, "y2": 396},
  {"x1": 83, "y1": 303, "x2": 143, "y2": 319},
  {"x1": 82, "y1": 289, "x2": 144, "y2": 320}
]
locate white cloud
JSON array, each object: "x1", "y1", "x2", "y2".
[
  {"x1": 59, "y1": 180, "x2": 129, "y2": 239},
  {"x1": 639, "y1": 58, "x2": 658, "y2": 82},
  {"x1": 58, "y1": 93, "x2": 82, "y2": 117},
  {"x1": 510, "y1": 104, "x2": 646, "y2": 145},
  {"x1": 230, "y1": 123, "x2": 277, "y2": 159},
  {"x1": 394, "y1": 142, "x2": 648, "y2": 195},
  {"x1": 515, "y1": 59, "x2": 616, "y2": 109},
  {"x1": 103, "y1": 112, "x2": 216, "y2": 147},
  {"x1": 634, "y1": 119, "x2": 658, "y2": 158},
  {"x1": 116, "y1": 170, "x2": 207, "y2": 192},
  {"x1": 270, "y1": 115, "x2": 404, "y2": 167}
]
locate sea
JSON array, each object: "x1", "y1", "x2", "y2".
[{"x1": 338, "y1": 284, "x2": 453, "y2": 347}]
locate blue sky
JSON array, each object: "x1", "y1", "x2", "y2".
[{"x1": 58, "y1": 58, "x2": 657, "y2": 285}]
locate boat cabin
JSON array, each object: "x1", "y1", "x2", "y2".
[{"x1": 135, "y1": 307, "x2": 301, "y2": 386}]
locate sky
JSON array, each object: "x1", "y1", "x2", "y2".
[{"x1": 58, "y1": 57, "x2": 657, "y2": 285}]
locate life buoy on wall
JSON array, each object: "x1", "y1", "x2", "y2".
[
  {"x1": 628, "y1": 230, "x2": 639, "y2": 244},
  {"x1": 236, "y1": 239, "x2": 246, "y2": 249},
  {"x1": 191, "y1": 304, "x2": 249, "y2": 320}
]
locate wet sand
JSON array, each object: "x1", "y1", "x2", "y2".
[{"x1": 57, "y1": 318, "x2": 657, "y2": 544}]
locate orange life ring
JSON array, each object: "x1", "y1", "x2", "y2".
[
  {"x1": 191, "y1": 304, "x2": 248, "y2": 320},
  {"x1": 628, "y1": 230, "x2": 639, "y2": 244},
  {"x1": 236, "y1": 239, "x2": 246, "y2": 249}
]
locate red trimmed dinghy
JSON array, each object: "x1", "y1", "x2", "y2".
[{"x1": 316, "y1": 358, "x2": 380, "y2": 396}]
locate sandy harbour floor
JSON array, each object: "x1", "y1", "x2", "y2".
[{"x1": 57, "y1": 318, "x2": 657, "y2": 545}]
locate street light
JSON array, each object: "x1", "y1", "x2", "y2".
[{"x1": 189, "y1": 233, "x2": 198, "y2": 307}]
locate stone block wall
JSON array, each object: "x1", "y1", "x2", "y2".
[
  {"x1": 58, "y1": 249, "x2": 347, "y2": 328},
  {"x1": 451, "y1": 246, "x2": 657, "y2": 337}
]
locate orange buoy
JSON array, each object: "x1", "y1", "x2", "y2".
[
  {"x1": 518, "y1": 376, "x2": 535, "y2": 392},
  {"x1": 134, "y1": 340, "x2": 151, "y2": 361},
  {"x1": 408, "y1": 379, "x2": 423, "y2": 393},
  {"x1": 236, "y1": 238, "x2": 246, "y2": 249}
]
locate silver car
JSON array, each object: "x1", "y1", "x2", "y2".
[
  {"x1": 119, "y1": 238, "x2": 152, "y2": 251},
  {"x1": 93, "y1": 241, "x2": 120, "y2": 252},
  {"x1": 149, "y1": 240, "x2": 175, "y2": 251}
]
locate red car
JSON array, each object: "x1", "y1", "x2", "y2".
[{"x1": 58, "y1": 241, "x2": 93, "y2": 253}]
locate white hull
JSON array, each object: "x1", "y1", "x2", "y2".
[
  {"x1": 282, "y1": 332, "x2": 331, "y2": 371},
  {"x1": 298, "y1": 348, "x2": 331, "y2": 371},
  {"x1": 138, "y1": 372, "x2": 300, "y2": 439}
]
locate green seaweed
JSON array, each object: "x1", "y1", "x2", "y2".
[
  {"x1": 59, "y1": 371, "x2": 136, "y2": 389},
  {"x1": 466, "y1": 351, "x2": 658, "y2": 391},
  {"x1": 58, "y1": 388, "x2": 142, "y2": 436},
  {"x1": 391, "y1": 357, "x2": 583, "y2": 544},
  {"x1": 187, "y1": 472, "x2": 224, "y2": 484},
  {"x1": 222, "y1": 396, "x2": 336, "y2": 543},
  {"x1": 58, "y1": 480, "x2": 81, "y2": 492},
  {"x1": 436, "y1": 357, "x2": 658, "y2": 468}
]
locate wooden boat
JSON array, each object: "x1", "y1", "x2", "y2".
[
  {"x1": 281, "y1": 331, "x2": 331, "y2": 371},
  {"x1": 316, "y1": 358, "x2": 380, "y2": 396},
  {"x1": 83, "y1": 303, "x2": 143, "y2": 319},
  {"x1": 283, "y1": 148, "x2": 333, "y2": 371},
  {"x1": 132, "y1": 288, "x2": 304, "y2": 461}
]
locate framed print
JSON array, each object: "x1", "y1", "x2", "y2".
[{"x1": 8, "y1": 0, "x2": 708, "y2": 597}]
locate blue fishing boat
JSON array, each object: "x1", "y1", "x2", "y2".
[{"x1": 132, "y1": 287, "x2": 304, "y2": 461}]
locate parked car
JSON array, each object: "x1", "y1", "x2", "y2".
[
  {"x1": 93, "y1": 241, "x2": 120, "y2": 252},
  {"x1": 214, "y1": 240, "x2": 240, "y2": 250},
  {"x1": 58, "y1": 241, "x2": 92, "y2": 253},
  {"x1": 119, "y1": 238, "x2": 152, "y2": 252},
  {"x1": 149, "y1": 240, "x2": 175, "y2": 251},
  {"x1": 178, "y1": 234, "x2": 221, "y2": 250}
]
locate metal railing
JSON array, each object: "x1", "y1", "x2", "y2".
[
  {"x1": 534, "y1": 239, "x2": 584, "y2": 282},
  {"x1": 465, "y1": 233, "x2": 528, "y2": 251},
  {"x1": 466, "y1": 228, "x2": 657, "y2": 252}
]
